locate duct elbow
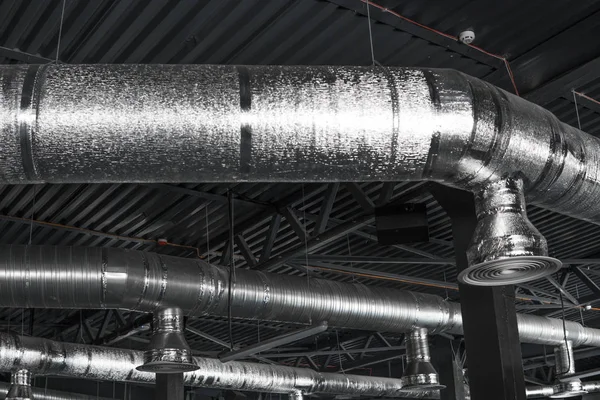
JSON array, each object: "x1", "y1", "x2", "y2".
[{"x1": 460, "y1": 178, "x2": 562, "y2": 285}]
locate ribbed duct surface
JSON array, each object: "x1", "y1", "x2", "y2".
[
  {"x1": 1, "y1": 64, "x2": 600, "y2": 227},
  {"x1": 0, "y1": 383, "x2": 113, "y2": 400},
  {"x1": 0, "y1": 332, "x2": 409, "y2": 397},
  {"x1": 0, "y1": 245, "x2": 598, "y2": 347}
]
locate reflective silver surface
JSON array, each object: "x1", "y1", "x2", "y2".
[
  {"x1": 6, "y1": 370, "x2": 32, "y2": 400},
  {"x1": 0, "y1": 245, "x2": 599, "y2": 347},
  {"x1": 0, "y1": 383, "x2": 112, "y2": 400},
  {"x1": 0, "y1": 64, "x2": 599, "y2": 228},
  {"x1": 137, "y1": 307, "x2": 198, "y2": 373},
  {"x1": 462, "y1": 178, "x2": 562, "y2": 285},
  {"x1": 402, "y1": 328, "x2": 443, "y2": 390},
  {"x1": 0, "y1": 332, "x2": 409, "y2": 396},
  {"x1": 555, "y1": 341, "x2": 575, "y2": 377}
]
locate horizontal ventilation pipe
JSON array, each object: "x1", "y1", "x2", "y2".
[
  {"x1": 0, "y1": 382, "x2": 114, "y2": 400},
  {"x1": 0, "y1": 332, "x2": 421, "y2": 397},
  {"x1": 0, "y1": 245, "x2": 599, "y2": 347},
  {"x1": 2, "y1": 64, "x2": 600, "y2": 281}
]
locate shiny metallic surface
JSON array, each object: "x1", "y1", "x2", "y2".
[
  {"x1": 1, "y1": 245, "x2": 600, "y2": 347},
  {"x1": 582, "y1": 382, "x2": 600, "y2": 392},
  {"x1": 461, "y1": 178, "x2": 562, "y2": 286},
  {"x1": 550, "y1": 380, "x2": 587, "y2": 398},
  {"x1": 555, "y1": 341, "x2": 575, "y2": 377},
  {"x1": 6, "y1": 370, "x2": 32, "y2": 400},
  {"x1": 0, "y1": 64, "x2": 598, "y2": 229},
  {"x1": 288, "y1": 391, "x2": 303, "y2": 400},
  {"x1": 526, "y1": 386, "x2": 557, "y2": 398},
  {"x1": 0, "y1": 383, "x2": 111, "y2": 400},
  {"x1": 0, "y1": 332, "x2": 408, "y2": 396},
  {"x1": 137, "y1": 307, "x2": 198, "y2": 374},
  {"x1": 402, "y1": 328, "x2": 443, "y2": 390}
]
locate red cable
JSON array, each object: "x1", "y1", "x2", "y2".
[
  {"x1": 573, "y1": 90, "x2": 600, "y2": 107},
  {"x1": 361, "y1": 0, "x2": 520, "y2": 95}
]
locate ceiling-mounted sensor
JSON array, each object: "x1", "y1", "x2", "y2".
[{"x1": 459, "y1": 30, "x2": 475, "y2": 44}]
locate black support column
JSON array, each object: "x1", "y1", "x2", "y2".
[
  {"x1": 431, "y1": 185, "x2": 526, "y2": 400},
  {"x1": 156, "y1": 373, "x2": 184, "y2": 400}
]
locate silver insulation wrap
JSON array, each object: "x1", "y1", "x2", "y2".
[
  {"x1": 0, "y1": 383, "x2": 113, "y2": 400},
  {"x1": 1, "y1": 64, "x2": 600, "y2": 224},
  {"x1": 0, "y1": 332, "x2": 408, "y2": 396},
  {"x1": 0, "y1": 245, "x2": 599, "y2": 347}
]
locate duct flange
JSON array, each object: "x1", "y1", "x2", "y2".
[
  {"x1": 460, "y1": 178, "x2": 562, "y2": 286},
  {"x1": 136, "y1": 307, "x2": 199, "y2": 374},
  {"x1": 401, "y1": 328, "x2": 445, "y2": 390},
  {"x1": 6, "y1": 369, "x2": 33, "y2": 400}
]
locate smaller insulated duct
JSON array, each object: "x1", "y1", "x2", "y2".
[
  {"x1": 461, "y1": 178, "x2": 561, "y2": 285},
  {"x1": 401, "y1": 328, "x2": 444, "y2": 390},
  {"x1": 6, "y1": 370, "x2": 32, "y2": 400},
  {"x1": 551, "y1": 341, "x2": 586, "y2": 398},
  {"x1": 0, "y1": 332, "x2": 414, "y2": 397},
  {"x1": 524, "y1": 341, "x2": 600, "y2": 398},
  {"x1": 137, "y1": 307, "x2": 198, "y2": 373},
  {"x1": 0, "y1": 383, "x2": 114, "y2": 400}
]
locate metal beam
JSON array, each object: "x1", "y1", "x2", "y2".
[
  {"x1": 294, "y1": 254, "x2": 454, "y2": 265},
  {"x1": 219, "y1": 322, "x2": 328, "y2": 362},
  {"x1": 280, "y1": 206, "x2": 307, "y2": 243},
  {"x1": 432, "y1": 339, "x2": 466, "y2": 400},
  {"x1": 315, "y1": 183, "x2": 339, "y2": 235},
  {"x1": 344, "y1": 183, "x2": 375, "y2": 213},
  {"x1": 571, "y1": 266, "x2": 600, "y2": 299},
  {"x1": 0, "y1": 46, "x2": 54, "y2": 63},
  {"x1": 336, "y1": 350, "x2": 404, "y2": 373},
  {"x1": 546, "y1": 275, "x2": 579, "y2": 305},
  {"x1": 253, "y1": 214, "x2": 374, "y2": 271},
  {"x1": 259, "y1": 214, "x2": 282, "y2": 262},
  {"x1": 524, "y1": 55, "x2": 600, "y2": 105},
  {"x1": 258, "y1": 346, "x2": 406, "y2": 358},
  {"x1": 234, "y1": 234, "x2": 257, "y2": 267}
]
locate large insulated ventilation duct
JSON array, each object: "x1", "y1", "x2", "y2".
[
  {"x1": 0, "y1": 332, "x2": 415, "y2": 397},
  {"x1": 3, "y1": 64, "x2": 600, "y2": 282},
  {"x1": 0, "y1": 245, "x2": 599, "y2": 347}
]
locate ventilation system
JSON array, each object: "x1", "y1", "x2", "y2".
[
  {"x1": 6, "y1": 370, "x2": 32, "y2": 400},
  {"x1": 0, "y1": 245, "x2": 596, "y2": 348},
  {"x1": 401, "y1": 328, "x2": 444, "y2": 390},
  {"x1": 0, "y1": 331, "x2": 428, "y2": 398},
  {"x1": 3, "y1": 64, "x2": 600, "y2": 283},
  {"x1": 136, "y1": 307, "x2": 199, "y2": 374}
]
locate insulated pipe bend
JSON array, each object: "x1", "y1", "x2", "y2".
[
  {"x1": 0, "y1": 64, "x2": 599, "y2": 226},
  {"x1": 0, "y1": 245, "x2": 598, "y2": 347}
]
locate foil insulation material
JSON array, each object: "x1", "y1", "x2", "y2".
[
  {"x1": 0, "y1": 64, "x2": 600, "y2": 224},
  {"x1": 0, "y1": 383, "x2": 114, "y2": 400},
  {"x1": 555, "y1": 341, "x2": 576, "y2": 377},
  {"x1": 0, "y1": 332, "x2": 412, "y2": 397},
  {"x1": 0, "y1": 246, "x2": 599, "y2": 347}
]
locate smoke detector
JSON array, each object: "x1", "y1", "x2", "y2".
[
  {"x1": 6, "y1": 369, "x2": 33, "y2": 400},
  {"x1": 459, "y1": 178, "x2": 562, "y2": 286},
  {"x1": 401, "y1": 328, "x2": 445, "y2": 390},
  {"x1": 136, "y1": 307, "x2": 199, "y2": 374},
  {"x1": 459, "y1": 30, "x2": 475, "y2": 44}
]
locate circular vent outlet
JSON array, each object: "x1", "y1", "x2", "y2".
[{"x1": 458, "y1": 256, "x2": 562, "y2": 286}]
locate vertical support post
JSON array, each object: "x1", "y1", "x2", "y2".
[
  {"x1": 431, "y1": 184, "x2": 526, "y2": 400},
  {"x1": 432, "y1": 339, "x2": 466, "y2": 400},
  {"x1": 156, "y1": 373, "x2": 184, "y2": 400}
]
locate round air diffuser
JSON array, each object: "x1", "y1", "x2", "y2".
[
  {"x1": 458, "y1": 256, "x2": 562, "y2": 286},
  {"x1": 136, "y1": 307, "x2": 199, "y2": 374},
  {"x1": 463, "y1": 178, "x2": 562, "y2": 286}
]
